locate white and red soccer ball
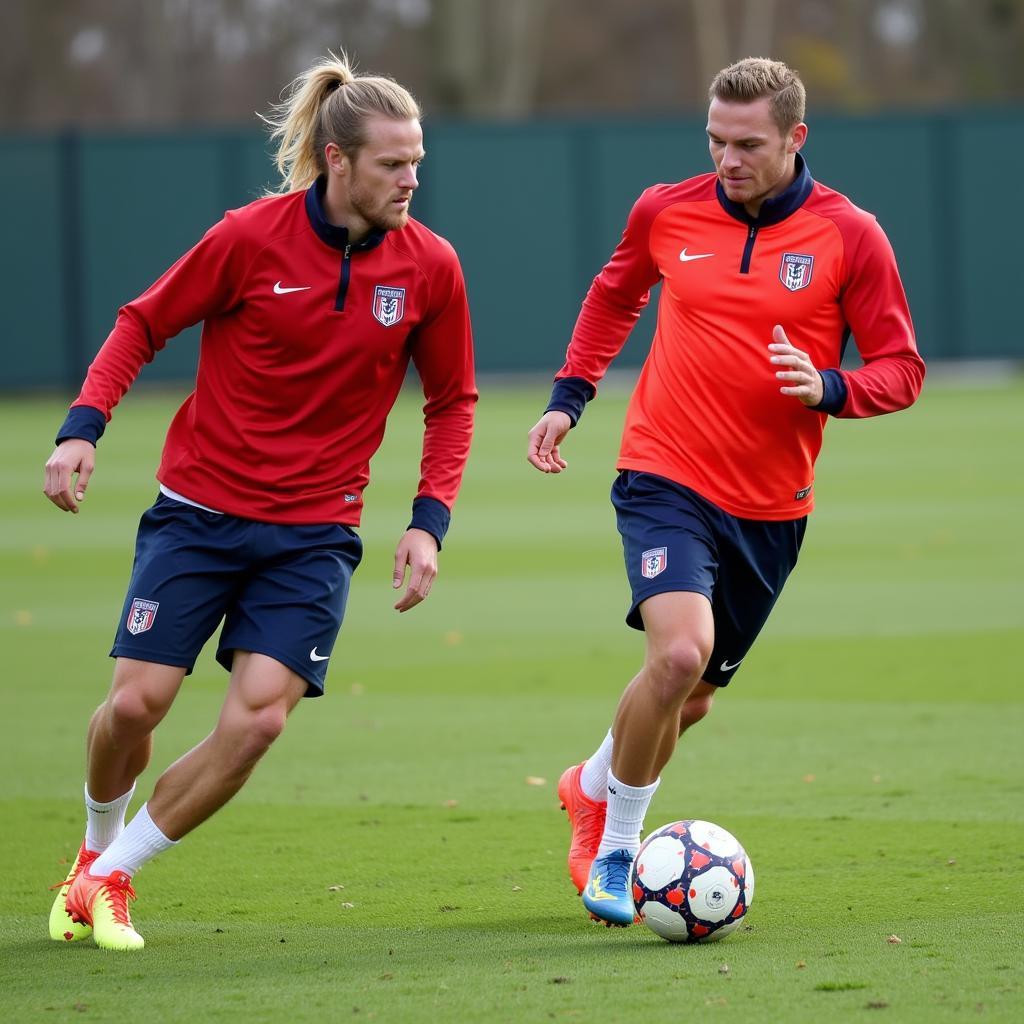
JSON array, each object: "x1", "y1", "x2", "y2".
[{"x1": 630, "y1": 819, "x2": 754, "y2": 942}]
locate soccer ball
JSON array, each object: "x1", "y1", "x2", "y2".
[{"x1": 631, "y1": 819, "x2": 754, "y2": 942}]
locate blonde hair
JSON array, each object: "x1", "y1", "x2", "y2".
[
  {"x1": 709, "y1": 57, "x2": 806, "y2": 131},
  {"x1": 263, "y1": 51, "x2": 421, "y2": 194}
]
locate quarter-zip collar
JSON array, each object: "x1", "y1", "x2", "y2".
[
  {"x1": 305, "y1": 175, "x2": 387, "y2": 254},
  {"x1": 716, "y1": 153, "x2": 814, "y2": 227}
]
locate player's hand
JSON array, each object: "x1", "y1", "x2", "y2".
[
  {"x1": 527, "y1": 411, "x2": 571, "y2": 473},
  {"x1": 44, "y1": 438, "x2": 96, "y2": 513},
  {"x1": 769, "y1": 325, "x2": 824, "y2": 407},
  {"x1": 392, "y1": 528, "x2": 438, "y2": 612}
]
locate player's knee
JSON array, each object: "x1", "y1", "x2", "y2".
[
  {"x1": 233, "y1": 702, "x2": 288, "y2": 765},
  {"x1": 105, "y1": 685, "x2": 163, "y2": 738},
  {"x1": 647, "y1": 641, "x2": 708, "y2": 704}
]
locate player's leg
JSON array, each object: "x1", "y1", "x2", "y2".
[
  {"x1": 610, "y1": 590, "x2": 714, "y2": 786},
  {"x1": 55, "y1": 493, "x2": 252, "y2": 948},
  {"x1": 577, "y1": 471, "x2": 722, "y2": 924},
  {"x1": 49, "y1": 659, "x2": 184, "y2": 942},
  {"x1": 560, "y1": 680, "x2": 716, "y2": 897},
  {"x1": 66, "y1": 652, "x2": 307, "y2": 950},
  {"x1": 87, "y1": 659, "x2": 186, "y2": 801},
  {"x1": 146, "y1": 651, "x2": 308, "y2": 837},
  {"x1": 677, "y1": 679, "x2": 717, "y2": 735},
  {"x1": 582, "y1": 592, "x2": 713, "y2": 925}
]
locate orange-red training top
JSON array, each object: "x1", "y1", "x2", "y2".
[{"x1": 547, "y1": 156, "x2": 925, "y2": 520}]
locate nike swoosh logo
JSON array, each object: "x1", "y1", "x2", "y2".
[
  {"x1": 309, "y1": 647, "x2": 330, "y2": 662},
  {"x1": 274, "y1": 282, "x2": 312, "y2": 294},
  {"x1": 720, "y1": 658, "x2": 743, "y2": 672},
  {"x1": 679, "y1": 248, "x2": 715, "y2": 262}
]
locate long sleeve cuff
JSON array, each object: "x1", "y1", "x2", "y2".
[
  {"x1": 55, "y1": 405, "x2": 107, "y2": 446},
  {"x1": 812, "y1": 369, "x2": 848, "y2": 415},
  {"x1": 545, "y1": 376, "x2": 596, "y2": 427},
  {"x1": 408, "y1": 495, "x2": 451, "y2": 551}
]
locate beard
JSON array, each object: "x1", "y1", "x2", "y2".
[{"x1": 349, "y1": 179, "x2": 411, "y2": 233}]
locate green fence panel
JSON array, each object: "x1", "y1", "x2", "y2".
[
  {"x1": 0, "y1": 139, "x2": 64, "y2": 389},
  {"x1": 422, "y1": 122, "x2": 580, "y2": 372},
  {"x1": 953, "y1": 112, "x2": 1022, "y2": 358},
  {"x1": 2, "y1": 110, "x2": 1021, "y2": 392}
]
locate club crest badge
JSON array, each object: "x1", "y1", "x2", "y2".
[
  {"x1": 779, "y1": 252, "x2": 814, "y2": 292},
  {"x1": 372, "y1": 285, "x2": 406, "y2": 327},
  {"x1": 641, "y1": 547, "x2": 668, "y2": 580},
  {"x1": 127, "y1": 598, "x2": 159, "y2": 636}
]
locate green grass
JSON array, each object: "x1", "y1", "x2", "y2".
[{"x1": 1, "y1": 376, "x2": 1023, "y2": 1022}]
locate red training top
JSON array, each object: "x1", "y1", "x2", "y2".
[
  {"x1": 62, "y1": 180, "x2": 477, "y2": 530},
  {"x1": 553, "y1": 159, "x2": 925, "y2": 520}
]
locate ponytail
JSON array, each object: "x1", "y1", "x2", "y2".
[{"x1": 263, "y1": 51, "x2": 421, "y2": 194}]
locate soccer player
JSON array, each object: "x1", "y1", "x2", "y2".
[
  {"x1": 44, "y1": 54, "x2": 476, "y2": 951},
  {"x1": 527, "y1": 58, "x2": 925, "y2": 926}
]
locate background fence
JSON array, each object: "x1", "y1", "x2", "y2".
[{"x1": 3, "y1": 108, "x2": 1021, "y2": 390}]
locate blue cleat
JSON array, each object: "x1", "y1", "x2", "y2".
[{"x1": 581, "y1": 848, "x2": 635, "y2": 927}]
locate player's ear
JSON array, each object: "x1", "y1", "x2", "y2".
[
  {"x1": 325, "y1": 142, "x2": 347, "y2": 176},
  {"x1": 789, "y1": 122, "x2": 808, "y2": 154}
]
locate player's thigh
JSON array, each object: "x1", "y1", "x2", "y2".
[
  {"x1": 638, "y1": 590, "x2": 715, "y2": 673},
  {"x1": 111, "y1": 493, "x2": 247, "y2": 673},
  {"x1": 611, "y1": 470, "x2": 719, "y2": 632},
  {"x1": 221, "y1": 652, "x2": 308, "y2": 722},
  {"x1": 217, "y1": 523, "x2": 363, "y2": 698}
]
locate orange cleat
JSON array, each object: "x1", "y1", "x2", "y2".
[
  {"x1": 557, "y1": 762, "x2": 607, "y2": 894},
  {"x1": 49, "y1": 843, "x2": 99, "y2": 942},
  {"x1": 65, "y1": 867, "x2": 144, "y2": 951}
]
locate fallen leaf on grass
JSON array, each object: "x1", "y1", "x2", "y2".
[
  {"x1": 526, "y1": 776, "x2": 547, "y2": 786},
  {"x1": 886, "y1": 935, "x2": 902, "y2": 944}
]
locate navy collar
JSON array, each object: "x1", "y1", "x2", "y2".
[
  {"x1": 716, "y1": 152, "x2": 814, "y2": 227},
  {"x1": 304, "y1": 176, "x2": 387, "y2": 252}
]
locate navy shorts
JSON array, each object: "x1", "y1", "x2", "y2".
[
  {"x1": 611, "y1": 471, "x2": 806, "y2": 687},
  {"x1": 110, "y1": 493, "x2": 363, "y2": 696}
]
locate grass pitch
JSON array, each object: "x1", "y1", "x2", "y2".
[{"x1": 1, "y1": 375, "x2": 1022, "y2": 1022}]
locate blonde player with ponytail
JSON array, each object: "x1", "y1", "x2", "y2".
[{"x1": 45, "y1": 53, "x2": 476, "y2": 951}]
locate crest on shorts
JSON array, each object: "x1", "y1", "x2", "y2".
[
  {"x1": 126, "y1": 598, "x2": 159, "y2": 635},
  {"x1": 779, "y1": 252, "x2": 814, "y2": 292},
  {"x1": 641, "y1": 547, "x2": 668, "y2": 579},
  {"x1": 372, "y1": 285, "x2": 406, "y2": 327}
]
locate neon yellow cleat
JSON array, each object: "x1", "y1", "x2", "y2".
[
  {"x1": 49, "y1": 843, "x2": 98, "y2": 942},
  {"x1": 66, "y1": 867, "x2": 145, "y2": 951}
]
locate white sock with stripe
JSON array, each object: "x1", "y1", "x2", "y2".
[
  {"x1": 84, "y1": 782, "x2": 136, "y2": 853},
  {"x1": 597, "y1": 772, "x2": 660, "y2": 857},
  {"x1": 90, "y1": 802, "x2": 178, "y2": 877},
  {"x1": 579, "y1": 729, "x2": 614, "y2": 801}
]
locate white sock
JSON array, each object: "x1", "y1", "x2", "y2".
[
  {"x1": 84, "y1": 782, "x2": 136, "y2": 853},
  {"x1": 598, "y1": 771, "x2": 660, "y2": 857},
  {"x1": 90, "y1": 802, "x2": 178, "y2": 877},
  {"x1": 579, "y1": 730, "x2": 614, "y2": 801}
]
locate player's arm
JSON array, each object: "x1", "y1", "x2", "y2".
[
  {"x1": 43, "y1": 217, "x2": 250, "y2": 513},
  {"x1": 802, "y1": 217, "x2": 924, "y2": 418},
  {"x1": 395, "y1": 244, "x2": 477, "y2": 611},
  {"x1": 527, "y1": 188, "x2": 663, "y2": 473}
]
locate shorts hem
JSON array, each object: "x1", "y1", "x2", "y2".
[{"x1": 109, "y1": 646, "x2": 196, "y2": 673}]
